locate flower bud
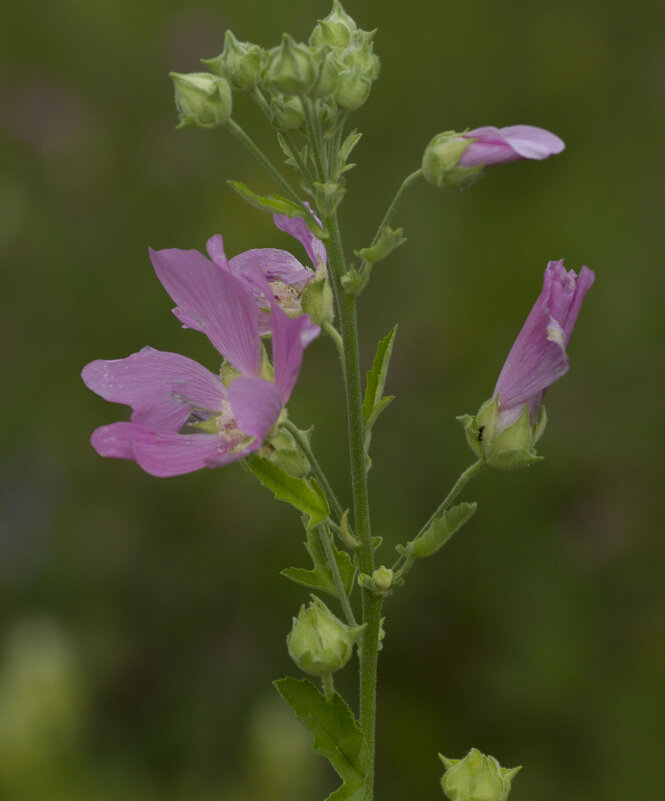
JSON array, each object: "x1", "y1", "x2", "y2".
[
  {"x1": 335, "y1": 67, "x2": 372, "y2": 110},
  {"x1": 422, "y1": 131, "x2": 483, "y2": 190},
  {"x1": 371, "y1": 566, "x2": 393, "y2": 593},
  {"x1": 457, "y1": 397, "x2": 546, "y2": 470},
  {"x1": 309, "y1": 0, "x2": 358, "y2": 48},
  {"x1": 264, "y1": 34, "x2": 316, "y2": 96},
  {"x1": 440, "y1": 748, "x2": 521, "y2": 801},
  {"x1": 308, "y1": 49, "x2": 342, "y2": 99},
  {"x1": 170, "y1": 72, "x2": 232, "y2": 129},
  {"x1": 262, "y1": 426, "x2": 310, "y2": 478},
  {"x1": 287, "y1": 596, "x2": 365, "y2": 676},
  {"x1": 203, "y1": 30, "x2": 265, "y2": 92},
  {"x1": 271, "y1": 94, "x2": 305, "y2": 131},
  {"x1": 301, "y1": 268, "x2": 334, "y2": 327},
  {"x1": 341, "y1": 30, "x2": 381, "y2": 81}
]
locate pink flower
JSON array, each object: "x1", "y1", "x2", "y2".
[
  {"x1": 82, "y1": 242, "x2": 319, "y2": 477},
  {"x1": 202, "y1": 208, "x2": 326, "y2": 332},
  {"x1": 459, "y1": 125, "x2": 565, "y2": 168},
  {"x1": 493, "y1": 259, "x2": 595, "y2": 431}
]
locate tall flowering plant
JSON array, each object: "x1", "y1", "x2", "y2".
[{"x1": 83, "y1": 3, "x2": 594, "y2": 798}]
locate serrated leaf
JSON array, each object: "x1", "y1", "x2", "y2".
[
  {"x1": 281, "y1": 527, "x2": 355, "y2": 598},
  {"x1": 274, "y1": 678, "x2": 369, "y2": 801},
  {"x1": 245, "y1": 455, "x2": 329, "y2": 529},
  {"x1": 227, "y1": 180, "x2": 304, "y2": 217},
  {"x1": 354, "y1": 226, "x2": 407, "y2": 264},
  {"x1": 402, "y1": 502, "x2": 477, "y2": 559},
  {"x1": 362, "y1": 325, "x2": 398, "y2": 426}
]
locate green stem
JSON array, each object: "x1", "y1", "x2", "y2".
[
  {"x1": 393, "y1": 460, "x2": 486, "y2": 577},
  {"x1": 283, "y1": 420, "x2": 344, "y2": 523},
  {"x1": 361, "y1": 168, "x2": 423, "y2": 270},
  {"x1": 415, "y1": 460, "x2": 486, "y2": 541},
  {"x1": 324, "y1": 212, "x2": 381, "y2": 794},
  {"x1": 323, "y1": 322, "x2": 345, "y2": 366},
  {"x1": 225, "y1": 118, "x2": 302, "y2": 207},
  {"x1": 302, "y1": 98, "x2": 327, "y2": 181},
  {"x1": 318, "y1": 524, "x2": 358, "y2": 627},
  {"x1": 322, "y1": 672, "x2": 334, "y2": 698}
]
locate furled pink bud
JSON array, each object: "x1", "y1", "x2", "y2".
[
  {"x1": 458, "y1": 260, "x2": 594, "y2": 469},
  {"x1": 422, "y1": 125, "x2": 564, "y2": 190}
]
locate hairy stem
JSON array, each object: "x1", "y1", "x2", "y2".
[
  {"x1": 318, "y1": 523, "x2": 358, "y2": 627},
  {"x1": 283, "y1": 420, "x2": 344, "y2": 523}
]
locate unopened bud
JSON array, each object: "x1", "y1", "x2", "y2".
[
  {"x1": 309, "y1": 0, "x2": 358, "y2": 48},
  {"x1": 170, "y1": 72, "x2": 232, "y2": 129},
  {"x1": 372, "y1": 566, "x2": 393, "y2": 592},
  {"x1": 203, "y1": 30, "x2": 264, "y2": 92},
  {"x1": 271, "y1": 94, "x2": 305, "y2": 131},
  {"x1": 301, "y1": 271, "x2": 334, "y2": 326},
  {"x1": 287, "y1": 596, "x2": 365, "y2": 676},
  {"x1": 422, "y1": 131, "x2": 483, "y2": 190},
  {"x1": 335, "y1": 67, "x2": 372, "y2": 110},
  {"x1": 440, "y1": 748, "x2": 521, "y2": 801},
  {"x1": 265, "y1": 34, "x2": 316, "y2": 96},
  {"x1": 457, "y1": 397, "x2": 545, "y2": 470}
]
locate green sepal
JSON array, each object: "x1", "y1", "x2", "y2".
[
  {"x1": 354, "y1": 226, "x2": 406, "y2": 265},
  {"x1": 274, "y1": 677, "x2": 370, "y2": 801},
  {"x1": 533, "y1": 404, "x2": 547, "y2": 445},
  {"x1": 245, "y1": 455, "x2": 329, "y2": 529},
  {"x1": 398, "y1": 502, "x2": 477, "y2": 560},
  {"x1": 339, "y1": 130, "x2": 362, "y2": 163},
  {"x1": 487, "y1": 405, "x2": 543, "y2": 470},
  {"x1": 362, "y1": 325, "x2": 398, "y2": 425},
  {"x1": 281, "y1": 527, "x2": 355, "y2": 599}
]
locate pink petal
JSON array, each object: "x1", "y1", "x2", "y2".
[
  {"x1": 499, "y1": 125, "x2": 565, "y2": 160},
  {"x1": 270, "y1": 303, "x2": 320, "y2": 402},
  {"x1": 461, "y1": 125, "x2": 564, "y2": 167},
  {"x1": 273, "y1": 208, "x2": 327, "y2": 269},
  {"x1": 228, "y1": 376, "x2": 284, "y2": 441},
  {"x1": 82, "y1": 347, "x2": 224, "y2": 431},
  {"x1": 149, "y1": 246, "x2": 261, "y2": 377},
  {"x1": 230, "y1": 248, "x2": 313, "y2": 290},
  {"x1": 91, "y1": 422, "x2": 253, "y2": 477},
  {"x1": 206, "y1": 234, "x2": 229, "y2": 269}
]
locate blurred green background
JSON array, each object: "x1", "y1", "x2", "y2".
[{"x1": 2, "y1": 0, "x2": 665, "y2": 798}]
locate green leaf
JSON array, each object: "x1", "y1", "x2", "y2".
[
  {"x1": 227, "y1": 180, "x2": 304, "y2": 217},
  {"x1": 281, "y1": 527, "x2": 355, "y2": 598},
  {"x1": 354, "y1": 226, "x2": 407, "y2": 265},
  {"x1": 274, "y1": 677, "x2": 369, "y2": 801},
  {"x1": 339, "y1": 130, "x2": 362, "y2": 163},
  {"x1": 362, "y1": 325, "x2": 398, "y2": 426},
  {"x1": 400, "y1": 502, "x2": 477, "y2": 559},
  {"x1": 245, "y1": 455, "x2": 329, "y2": 529}
]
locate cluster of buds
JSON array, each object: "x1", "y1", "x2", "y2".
[{"x1": 171, "y1": 1, "x2": 379, "y2": 131}]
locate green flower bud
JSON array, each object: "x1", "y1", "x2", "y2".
[
  {"x1": 319, "y1": 96, "x2": 339, "y2": 125},
  {"x1": 335, "y1": 67, "x2": 372, "y2": 110},
  {"x1": 170, "y1": 72, "x2": 232, "y2": 129},
  {"x1": 309, "y1": 0, "x2": 358, "y2": 48},
  {"x1": 440, "y1": 748, "x2": 521, "y2": 801},
  {"x1": 264, "y1": 34, "x2": 316, "y2": 96},
  {"x1": 422, "y1": 131, "x2": 484, "y2": 190},
  {"x1": 203, "y1": 30, "x2": 265, "y2": 92},
  {"x1": 301, "y1": 270, "x2": 334, "y2": 327},
  {"x1": 372, "y1": 566, "x2": 393, "y2": 593},
  {"x1": 261, "y1": 426, "x2": 310, "y2": 478},
  {"x1": 271, "y1": 94, "x2": 305, "y2": 131},
  {"x1": 308, "y1": 49, "x2": 342, "y2": 99},
  {"x1": 456, "y1": 397, "x2": 546, "y2": 470},
  {"x1": 287, "y1": 596, "x2": 365, "y2": 676},
  {"x1": 341, "y1": 31, "x2": 381, "y2": 81}
]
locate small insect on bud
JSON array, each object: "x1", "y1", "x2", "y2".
[{"x1": 170, "y1": 72, "x2": 232, "y2": 129}]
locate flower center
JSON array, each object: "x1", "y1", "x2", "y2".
[{"x1": 269, "y1": 280, "x2": 303, "y2": 316}]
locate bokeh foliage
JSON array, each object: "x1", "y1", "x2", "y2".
[{"x1": 2, "y1": 0, "x2": 665, "y2": 799}]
